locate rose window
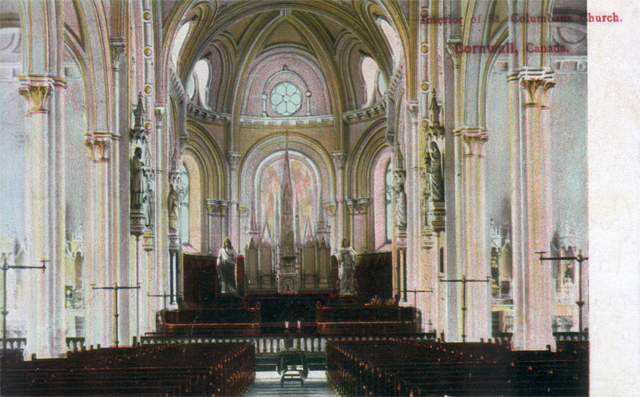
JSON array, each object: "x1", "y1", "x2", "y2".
[{"x1": 270, "y1": 82, "x2": 302, "y2": 116}]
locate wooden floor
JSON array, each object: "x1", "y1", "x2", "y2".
[{"x1": 245, "y1": 371, "x2": 337, "y2": 397}]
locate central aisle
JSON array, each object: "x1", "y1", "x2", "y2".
[{"x1": 245, "y1": 371, "x2": 337, "y2": 397}]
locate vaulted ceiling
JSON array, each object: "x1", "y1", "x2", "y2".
[{"x1": 166, "y1": 0, "x2": 411, "y2": 116}]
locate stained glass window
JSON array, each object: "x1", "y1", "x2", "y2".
[{"x1": 270, "y1": 82, "x2": 302, "y2": 116}]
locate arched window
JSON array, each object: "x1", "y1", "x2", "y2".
[
  {"x1": 360, "y1": 56, "x2": 379, "y2": 107},
  {"x1": 378, "y1": 19, "x2": 402, "y2": 70},
  {"x1": 186, "y1": 73, "x2": 195, "y2": 99},
  {"x1": 385, "y1": 162, "x2": 393, "y2": 242},
  {"x1": 194, "y1": 59, "x2": 211, "y2": 108},
  {"x1": 170, "y1": 22, "x2": 191, "y2": 68},
  {"x1": 180, "y1": 163, "x2": 189, "y2": 244}
]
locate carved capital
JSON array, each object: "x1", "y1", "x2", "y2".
[
  {"x1": 459, "y1": 129, "x2": 489, "y2": 157},
  {"x1": 17, "y1": 75, "x2": 64, "y2": 115},
  {"x1": 323, "y1": 203, "x2": 336, "y2": 216},
  {"x1": 421, "y1": 229, "x2": 435, "y2": 250},
  {"x1": 110, "y1": 38, "x2": 126, "y2": 70},
  {"x1": 85, "y1": 131, "x2": 114, "y2": 162},
  {"x1": 207, "y1": 199, "x2": 228, "y2": 216},
  {"x1": 130, "y1": 210, "x2": 146, "y2": 237},
  {"x1": 519, "y1": 68, "x2": 555, "y2": 107},
  {"x1": 407, "y1": 101, "x2": 419, "y2": 120},
  {"x1": 155, "y1": 107, "x2": 166, "y2": 124},
  {"x1": 430, "y1": 201, "x2": 446, "y2": 233},
  {"x1": 346, "y1": 198, "x2": 370, "y2": 215},
  {"x1": 227, "y1": 152, "x2": 240, "y2": 171},
  {"x1": 142, "y1": 230, "x2": 154, "y2": 252},
  {"x1": 446, "y1": 39, "x2": 463, "y2": 68},
  {"x1": 331, "y1": 151, "x2": 347, "y2": 170}
]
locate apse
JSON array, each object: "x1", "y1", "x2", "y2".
[{"x1": 249, "y1": 150, "x2": 322, "y2": 249}]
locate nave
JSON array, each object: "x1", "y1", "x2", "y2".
[
  {"x1": 245, "y1": 371, "x2": 337, "y2": 397},
  {"x1": 1, "y1": 337, "x2": 588, "y2": 396}
]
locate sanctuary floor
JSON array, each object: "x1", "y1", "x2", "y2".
[{"x1": 245, "y1": 371, "x2": 337, "y2": 397}]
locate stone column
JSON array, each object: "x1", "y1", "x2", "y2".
[
  {"x1": 332, "y1": 151, "x2": 346, "y2": 250},
  {"x1": 460, "y1": 130, "x2": 490, "y2": 342},
  {"x1": 207, "y1": 199, "x2": 228, "y2": 253},
  {"x1": 84, "y1": 130, "x2": 118, "y2": 349},
  {"x1": 227, "y1": 152, "x2": 240, "y2": 247},
  {"x1": 511, "y1": 69, "x2": 556, "y2": 350},
  {"x1": 19, "y1": 76, "x2": 66, "y2": 358}
]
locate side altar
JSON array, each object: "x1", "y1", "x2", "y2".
[{"x1": 152, "y1": 251, "x2": 417, "y2": 337}]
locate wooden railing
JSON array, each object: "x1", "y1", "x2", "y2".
[{"x1": 140, "y1": 332, "x2": 437, "y2": 355}]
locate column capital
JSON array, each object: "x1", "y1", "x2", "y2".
[
  {"x1": 518, "y1": 68, "x2": 555, "y2": 107},
  {"x1": 456, "y1": 129, "x2": 489, "y2": 157},
  {"x1": 227, "y1": 152, "x2": 240, "y2": 171},
  {"x1": 207, "y1": 199, "x2": 228, "y2": 216},
  {"x1": 446, "y1": 38, "x2": 463, "y2": 68},
  {"x1": 85, "y1": 131, "x2": 116, "y2": 162},
  {"x1": 346, "y1": 198, "x2": 370, "y2": 215},
  {"x1": 17, "y1": 75, "x2": 65, "y2": 115},
  {"x1": 331, "y1": 151, "x2": 347, "y2": 170},
  {"x1": 110, "y1": 38, "x2": 126, "y2": 70}
]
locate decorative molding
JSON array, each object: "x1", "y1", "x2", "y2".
[
  {"x1": 552, "y1": 58, "x2": 587, "y2": 74},
  {"x1": 187, "y1": 103, "x2": 231, "y2": 124},
  {"x1": 342, "y1": 100, "x2": 386, "y2": 124},
  {"x1": 168, "y1": 67, "x2": 187, "y2": 104},
  {"x1": 240, "y1": 114, "x2": 333, "y2": 127},
  {"x1": 387, "y1": 63, "x2": 405, "y2": 100}
]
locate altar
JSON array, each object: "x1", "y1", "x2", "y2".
[{"x1": 151, "y1": 251, "x2": 417, "y2": 337}]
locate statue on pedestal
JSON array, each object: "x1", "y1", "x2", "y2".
[
  {"x1": 217, "y1": 237, "x2": 238, "y2": 294},
  {"x1": 168, "y1": 183, "x2": 178, "y2": 231},
  {"x1": 338, "y1": 238, "x2": 358, "y2": 295},
  {"x1": 131, "y1": 147, "x2": 145, "y2": 208},
  {"x1": 428, "y1": 141, "x2": 444, "y2": 202}
]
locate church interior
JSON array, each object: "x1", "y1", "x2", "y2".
[{"x1": 2, "y1": 0, "x2": 633, "y2": 395}]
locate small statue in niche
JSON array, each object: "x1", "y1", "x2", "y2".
[
  {"x1": 337, "y1": 238, "x2": 358, "y2": 295},
  {"x1": 428, "y1": 141, "x2": 444, "y2": 202},
  {"x1": 131, "y1": 147, "x2": 145, "y2": 208},
  {"x1": 393, "y1": 171, "x2": 407, "y2": 229},
  {"x1": 145, "y1": 181, "x2": 155, "y2": 229},
  {"x1": 168, "y1": 182, "x2": 179, "y2": 231}
]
